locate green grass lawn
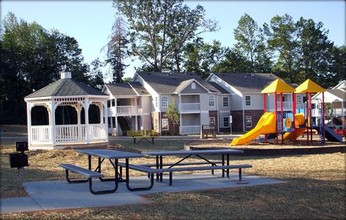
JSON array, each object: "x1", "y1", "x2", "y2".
[{"x1": 1, "y1": 139, "x2": 345, "y2": 219}]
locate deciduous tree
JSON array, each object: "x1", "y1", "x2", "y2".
[
  {"x1": 113, "y1": 0, "x2": 217, "y2": 72},
  {"x1": 266, "y1": 14, "x2": 300, "y2": 83},
  {"x1": 234, "y1": 13, "x2": 272, "y2": 73},
  {"x1": 0, "y1": 12, "x2": 90, "y2": 124}
]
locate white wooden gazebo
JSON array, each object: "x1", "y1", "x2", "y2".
[{"x1": 24, "y1": 71, "x2": 109, "y2": 150}]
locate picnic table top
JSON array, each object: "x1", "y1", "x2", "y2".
[
  {"x1": 77, "y1": 149, "x2": 143, "y2": 159},
  {"x1": 143, "y1": 149, "x2": 244, "y2": 156}
]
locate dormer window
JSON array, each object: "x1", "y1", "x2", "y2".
[{"x1": 191, "y1": 82, "x2": 196, "y2": 89}]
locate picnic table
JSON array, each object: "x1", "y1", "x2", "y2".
[
  {"x1": 60, "y1": 148, "x2": 252, "y2": 194},
  {"x1": 127, "y1": 130, "x2": 159, "y2": 144},
  {"x1": 60, "y1": 149, "x2": 146, "y2": 194},
  {"x1": 142, "y1": 149, "x2": 247, "y2": 183}
]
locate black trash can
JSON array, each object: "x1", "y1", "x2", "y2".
[{"x1": 9, "y1": 153, "x2": 29, "y2": 168}]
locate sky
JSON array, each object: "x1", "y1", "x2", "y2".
[{"x1": 1, "y1": 0, "x2": 345, "y2": 82}]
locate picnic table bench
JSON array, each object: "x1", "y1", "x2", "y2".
[
  {"x1": 118, "y1": 162, "x2": 252, "y2": 186},
  {"x1": 60, "y1": 149, "x2": 145, "y2": 194},
  {"x1": 127, "y1": 130, "x2": 159, "y2": 144},
  {"x1": 59, "y1": 163, "x2": 117, "y2": 194},
  {"x1": 119, "y1": 149, "x2": 252, "y2": 186}
]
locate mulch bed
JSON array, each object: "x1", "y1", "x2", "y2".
[{"x1": 187, "y1": 138, "x2": 346, "y2": 156}]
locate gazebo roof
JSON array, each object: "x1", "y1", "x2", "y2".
[
  {"x1": 261, "y1": 79, "x2": 295, "y2": 94},
  {"x1": 25, "y1": 78, "x2": 107, "y2": 99},
  {"x1": 295, "y1": 79, "x2": 326, "y2": 94}
]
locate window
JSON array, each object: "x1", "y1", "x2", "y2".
[
  {"x1": 223, "y1": 97, "x2": 229, "y2": 107},
  {"x1": 162, "y1": 118, "x2": 169, "y2": 130},
  {"x1": 223, "y1": 117, "x2": 229, "y2": 127},
  {"x1": 245, "y1": 96, "x2": 251, "y2": 106},
  {"x1": 208, "y1": 96, "x2": 215, "y2": 107},
  {"x1": 191, "y1": 82, "x2": 196, "y2": 89},
  {"x1": 161, "y1": 96, "x2": 168, "y2": 108},
  {"x1": 245, "y1": 116, "x2": 252, "y2": 128}
]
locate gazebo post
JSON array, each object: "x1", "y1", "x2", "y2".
[
  {"x1": 84, "y1": 98, "x2": 90, "y2": 144},
  {"x1": 26, "y1": 102, "x2": 32, "y2": 147},
  {"x1": 50, "y1": 100, "x2": 56, "y2": 146},
  {"x1": 103, "y1": 100, "x2": 108, "y2": 135},
  {"x1": 75, "y1": 104, "x2": 82, "y2": 142}
]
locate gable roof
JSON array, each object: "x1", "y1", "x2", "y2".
[
  {"x1": 326, "y1": 89, "x2": 345, "y2": 101},
  {"x1": 174, "y1": 79, "x2": 209, "y2": 94},
  {"x1": 136, "y1": 72, "x2": 220, "y2": 94},
  {"x1": 211, "y1": 73, "x2": 280, "y2": 93},
  {"x1": 25, "y1": 78, "x2": 107, "y2": 99},
  {"x1": 332, "y1": 80, "x2": 346, "y2": 91},
  {"x1": 105, "y1": 82, "x2": 149, "y2": 96},
  {"x1": 207, "y1": 82, "x2": 229, "y2": 94}
]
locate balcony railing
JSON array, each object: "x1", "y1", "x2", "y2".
[
  {"x1": 180, "y1": 103, "x2": 200, "y2": 112},
  {"x1": 108, "y1": 106, "x2": 142, "y2": 116},
  {"x1": 180, "y1": 125, "x2": 200, "y2": 134}
]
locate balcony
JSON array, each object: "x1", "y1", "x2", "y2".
[
  {"x1": 180, "y1": 103, "x2": 200, "y2": 113},
  {"x1": 180, "y1": 125, "x2": 200, "y2": 134},
  {"x1": 108, "y1": 106, "x2": 142, "y2": 116}
]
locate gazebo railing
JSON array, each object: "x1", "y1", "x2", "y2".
[
  {"x1": 31, "y1": 125, "x2": 51, "y2": 144},
  {"x1": 56, "y1": 125, "x2": 85, "y2": 143},
  {"x1": 88, "y1": 124, "x2": 108, "y2": 141},
  {"x1": 56, "y1": 124, "x2": 107, "y2": 143},
  {"x1": 30, "y1": 124, "x2": 108, "y2": 145}
]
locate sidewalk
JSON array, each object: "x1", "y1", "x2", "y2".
[{"x1": 1, "y1": 172, "x2": 284, "y2": 214}]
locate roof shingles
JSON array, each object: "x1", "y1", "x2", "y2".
[
  {"x1": 25, "y1": 78, "x2": 107, "y2": 99},
  {"x1": 213, "y1": 73, "x2": 280, "y2": 93},
  {"x1": 137, "y1": 72, "x2": 221, "y2": 94}
]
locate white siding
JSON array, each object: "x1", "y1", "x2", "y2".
[{"x1": 244, "y1": 93, "x2": 263, "y2": 110}]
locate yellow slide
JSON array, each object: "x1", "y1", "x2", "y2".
[
  {"x1": 283, "y1": 113, "x2": 306, "y2": 140},
  {"x1": 231, "y1": 112, "x2": 276, "y2": 146}
]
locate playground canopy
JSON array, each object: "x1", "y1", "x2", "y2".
[
  {"x1": 295, "y1": 79, "x2": 326, "y2": 93},
  {"x1": 261, "y1": 79, "x2": 295, "y2": 94}
]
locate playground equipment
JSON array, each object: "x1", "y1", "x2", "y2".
[
  {"x1": 283, "y1": 113, "x2": 306, "y2": 140},
  {"x1": 230, "y1": 112, "x2": 276, "y2": 146},
  {"x1": 230, "y1": 78, "x2": 342, "y2": 146},
  {"x1": 261, "y1": 79, "x2": 296, "y2": 144},
  {"x1": 324, "y1": 126, "x2": 343, "y2": 142},
  {"x1": 295, "y1": 79, "x2": 327, "y2": 144}
]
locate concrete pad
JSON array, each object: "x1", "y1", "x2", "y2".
[
  {"x1": 0, "y1": 197, "x2": 42, "y2": 213},
  {"x1": 0, "y1": 172, "x2": 284, "y2": 214},
  {"x1": 24, "y1": 180, "x2": 148, "y2": 211}
]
